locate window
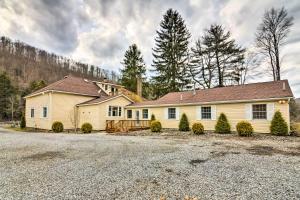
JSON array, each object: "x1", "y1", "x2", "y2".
[
  {"x1": 201, "y1": 106, "x2": 211, "y2": 119},
  {"x1": 127, "y1": 110, "x2": 132, "y2": 119},
  {"x1": 43, "y1": 107, "x2": 47, "y2": 118},
  {"x1": 108, "y1": 106, "x2": 122, "y2": 117},
  {"x1": 105, "y1": 85, "x2": 108, "y2": 90},
  {"x1": 142, "y1": 109, "x2": 148, "y2": 119},
  {"x1": 31, "y1": 108, "x2": 34, "y2": 118},
  {"x1": 252, "y1": 104, "x2": 267, "y2": 119},
  {"x1": 168, "y1": 108, "x2": 176, "y2": 119}
]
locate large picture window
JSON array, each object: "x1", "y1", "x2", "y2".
[
  {"x1": 252, "y1": 104, "x2": 267, "y2": 119},
  {"x1": 142, "y1": 109, "x2": 148, "y2": 119},
  {"x1": 201, "y1": 106, "x2": 211, "y2": 119},
  {"x1": 108, "y1": 106, "x2": 122, "y2": 117},
  {"x1": 168, "y1": 108, "x2": 176, "y2": 119}
]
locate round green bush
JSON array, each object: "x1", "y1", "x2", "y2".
[
  {"x1": 150, "y1": 120, "x2": 162, "y2": 132},
  {"x1": 52, "y1": 121, "x2": 64, "y2": 133},
  {"x1": 270, "y1": 111, "x2": 288, "y2": 136},
  {"x1": 20, "y1": 114, "x2": 26, "y2": 129},
  {"x1": 236, "y1": 121, "x2": 253, "y2": 137},
  {"x1": 179, "y1": 113, "x2": 190, "y2": 131},
  {"x1": 192, "y1": 122, "x2": 204, "y2": 135},
  {"x1": 215, "y1": 113, "x2": 231, "y2": 134},
  {"x1": 81, "y1": 123, "x2": 93, "y2": 133}
]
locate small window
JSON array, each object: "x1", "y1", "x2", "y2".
[
  {"x1": 108, "y1": 106, "x2": 122, "y2": 117},
  {"x1": 201, "y1": 106, "x2": 211, "y2": 119},
  {"x1": 142, "y1": 109, "x2": 148, "y2": 119},
  {"x1": 168, "y1": 108, "x2": 176, "y2": 119},
  {"x1": 252, "y1": 104, "x2": 267, "y2": 119},
  {"x1": 127, "y1": 110, "x2": 132, "y2": 119},
  {"x1": 31, "y1": 108, "x2": 34, "y2": 118},
  {"x1": 43, "y1": 107, "x2": 47, "y2": 118},
  {"x1": 105, "y1": 85, "x2": 108, "y2": 90}
]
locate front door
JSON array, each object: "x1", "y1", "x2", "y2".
[{"x1": 136, "y1": 110, "x2": 140, "y2": 126}]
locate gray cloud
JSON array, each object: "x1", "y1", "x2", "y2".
[{"x1": 0, "y1": 0, "x2": 300, "y2": 96}]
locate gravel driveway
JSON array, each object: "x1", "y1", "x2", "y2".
[{"x1": 0, "y1": 127, "x2": 299, "y2": 200}]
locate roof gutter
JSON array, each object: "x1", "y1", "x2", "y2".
[
  {"x1": 126, "y1": 97, "x2": 293, "y2": 108},
  {"x1": 24, "y1": 90, "x2": 99, "y2": 99}
]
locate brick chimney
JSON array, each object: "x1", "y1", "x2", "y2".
[{"x1": 137, "y1": 76, "x2": 142, "y2": 97}]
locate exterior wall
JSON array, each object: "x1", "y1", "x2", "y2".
[
  {"x1": 51, "y1": 93, "x2": 94, "y2": 129},
  {"x1": 25, "y1": 93, "x2": 52, "y2": 129},
  {"x1": 125, "y1": 100, "x2": 290, "y2": 133},
  {"x1": 78, "y1": 96, "x2": 132, "y2": 130}
]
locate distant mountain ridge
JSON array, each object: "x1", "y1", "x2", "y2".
[{"x1": 0, "y1": 36, "x2": 119, "y2": 88}]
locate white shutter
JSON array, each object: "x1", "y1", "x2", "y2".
[
  {"x1": 164, "y1": 108, "x2": 168, "y2": 119},
  {"x1": 211, "y1": 105, "x2": 217, "y2": 120},
  {"x1": 196, "y1": 106, "x2": 202, "y2": 120},
  {"x1": 245, "y1": 104, "x2": 252, "y2": 120},
  {"x1": 176, "y1": 107, "x2": 180, "y2": 120},
  {"x1": 267, "y1": 103, "x2": 275, "y2": 121}
]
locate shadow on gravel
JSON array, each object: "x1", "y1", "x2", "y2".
[
  {"x1": 189, "y1": 151, "x2": 241, "y2": 166},
  {"x1": 23, "y1": 151, "x2": 66, "y2": 161},
  {"x1": 246, "y1": 145, "x2": 300, "y2": 156}
]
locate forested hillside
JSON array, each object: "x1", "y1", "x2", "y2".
[{"x1": 0, "y1": 36, "x2": 118, "y2": 88}]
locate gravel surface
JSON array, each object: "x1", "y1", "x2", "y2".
[{"x1": 0, "y1": 127, "x2": 299, "y2": 200}]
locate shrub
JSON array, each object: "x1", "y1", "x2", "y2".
[
  {"x1": 270, "y1": 111, "x2": 288, "y2": 136},
  {"x1": 150, "y1": 114, "x2": 156, "y2": 122},
  {"x1": 81, "y1": 123, "x2": 93, "y2": 133},
  {"x1": 192, "y1": 123, "x2": 204, "y2": 135},
  {"x1": 236, "y1": 121, "x2": 253, "y2": 137},
  {"x1": 52, "y1": 121, "x2": 64, "y2": 133},
  {"x1": 290, "y1": 122, "x2": 300, "y2": 136},
  {"x1": 150, "y1": 120, "x2": 162, "y2": 132},
  {"x1": 179, "y1": 113, "x2": 190, "y2": 131},
  {"x1": 215, "y1": 113, "x2": 231, "y2": 134},
  {"x1": 20, "y1": 115, "x2": 26, "y2": 129}
]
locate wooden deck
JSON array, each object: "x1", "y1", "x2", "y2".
[{"x1": 106, "y1": 120, "x2": 150, "y2": 132}]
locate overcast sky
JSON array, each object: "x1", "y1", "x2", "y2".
[{"x1": 0, "y1": 0, "x2": 299, "y2": 97}]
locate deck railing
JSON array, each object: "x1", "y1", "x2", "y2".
[{"x1": 106, "y1": 120, "x2": 150, "y2": 132}]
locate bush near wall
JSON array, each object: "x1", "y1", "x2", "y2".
[
  {"x1": 150, "y1": 120, "x2": 162, "y2": 132},
  {"x1": 81, "y1": 123, "x2": 93, "y2": 133},
  {"x1": 150, "y1": 114, "x2": 156, "y2": 122},
  {"x1": 20, "y1": 115, "x2": 26, "y2": 129},
  {"x1": 215, "y1": 113, "x2": 231, "y2": 134},
  {"x1": 52, "y1": 121, "x2": 64, "y2": 133},
  {"x1": 236, "y1": 121, "x2": 253, "y2": 137},
  {"x1": 179, "y1": 113, "x2": 190, "y2": 131},
  {"x1": 270, "y1": 111, "x2": 288, "y2": 136},
  {"x1": 192, "y1": 123, "x2": 204, "y2": 135}
]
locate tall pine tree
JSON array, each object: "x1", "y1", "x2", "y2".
[
  {"x1": 152, "y1": 9, "x2": 191, "y2": 97},
  {"x1": 0, "y1": 72, "x2": 16, "y2": 120},
  {"x1": 202, "y1": 25, "x2": 245, "y2": 87},
  {"x1": 120, "y1": 44, "x2": 146, "y2": 94}
]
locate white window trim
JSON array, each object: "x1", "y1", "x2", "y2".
[
  {"x1": 201, "y1": 106, "x2": 212, "y2": 120},
  {"x1": 251, "y1": 103, "x2": 268, "y2": 121},
  {"x1": 41, "y1": 106, "x2": 48, "y2": 119},
  {"x1": 108, "y1": 105, "x2": 123, "y2": 117},
  {"x1": 142, "y1": 109, "x2": 149, "y2": 119},
  {"x1": 30, "y1": 108, "x2": 35, "y2": 118}
]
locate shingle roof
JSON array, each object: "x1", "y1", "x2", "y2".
[
  {"x1": 128, "y1": 80, "x2": 293, "y2": 107},
  {"x1": 26, "y1": 76, "x2": 102, "y2": 97},
  {"x1": 77, "y1": 95, "x2": 120, "y2": 105}
]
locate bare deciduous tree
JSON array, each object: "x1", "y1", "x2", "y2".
[{"x1": 256, "y1": 7, "x2": 293, "y2": 81}]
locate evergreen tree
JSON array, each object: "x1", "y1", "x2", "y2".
[
  {"x1": 152, "y1": 9, "x2": 191, "y2": 97},
  {"x1": 202, "y1": 25, "x2": 245, "y2": 87},
  {"x1": 270, "y1": 111, "x2": 288, "y2": 136},
  {"x1": 0, "y1": 72, "x2": 16, "y2": 120},
  {"x1": 120, "y1": 44, "x2": 146, "y2": 94},
  {"x1": 179, "y1": 113, "x2": 190, "y2": 131}
]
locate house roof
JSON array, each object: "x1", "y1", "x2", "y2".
[
  {"x1": 25, "y1": 76, "x2": 102, "y2": 97},
  {"x1": 77, "y1": 94, "x2": 133, "y2": 106},
  {"x1": 128, "y1": 80, "x2": 293, "y2": 107}
]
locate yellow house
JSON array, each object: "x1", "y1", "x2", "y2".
[
  {"x1": 125, "y1": 80, "x2": 293, "y2": 133},
  {"x1": 25, "y1": 76, "x2": 293, "y2": 133}
]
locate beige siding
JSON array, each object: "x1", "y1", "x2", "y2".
[
  {"x1": 25, "y1": 93, "x2": 52, "y2": 129},
  {"x1": 78, "y1": 96, "x2": 132, "y2": 130},
  {"x1": 126, "y1": 101, "x2": 290, "y2": 133},
  {"x1": 51, "y1": 93, "x2": 94, "y2": 129}
]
